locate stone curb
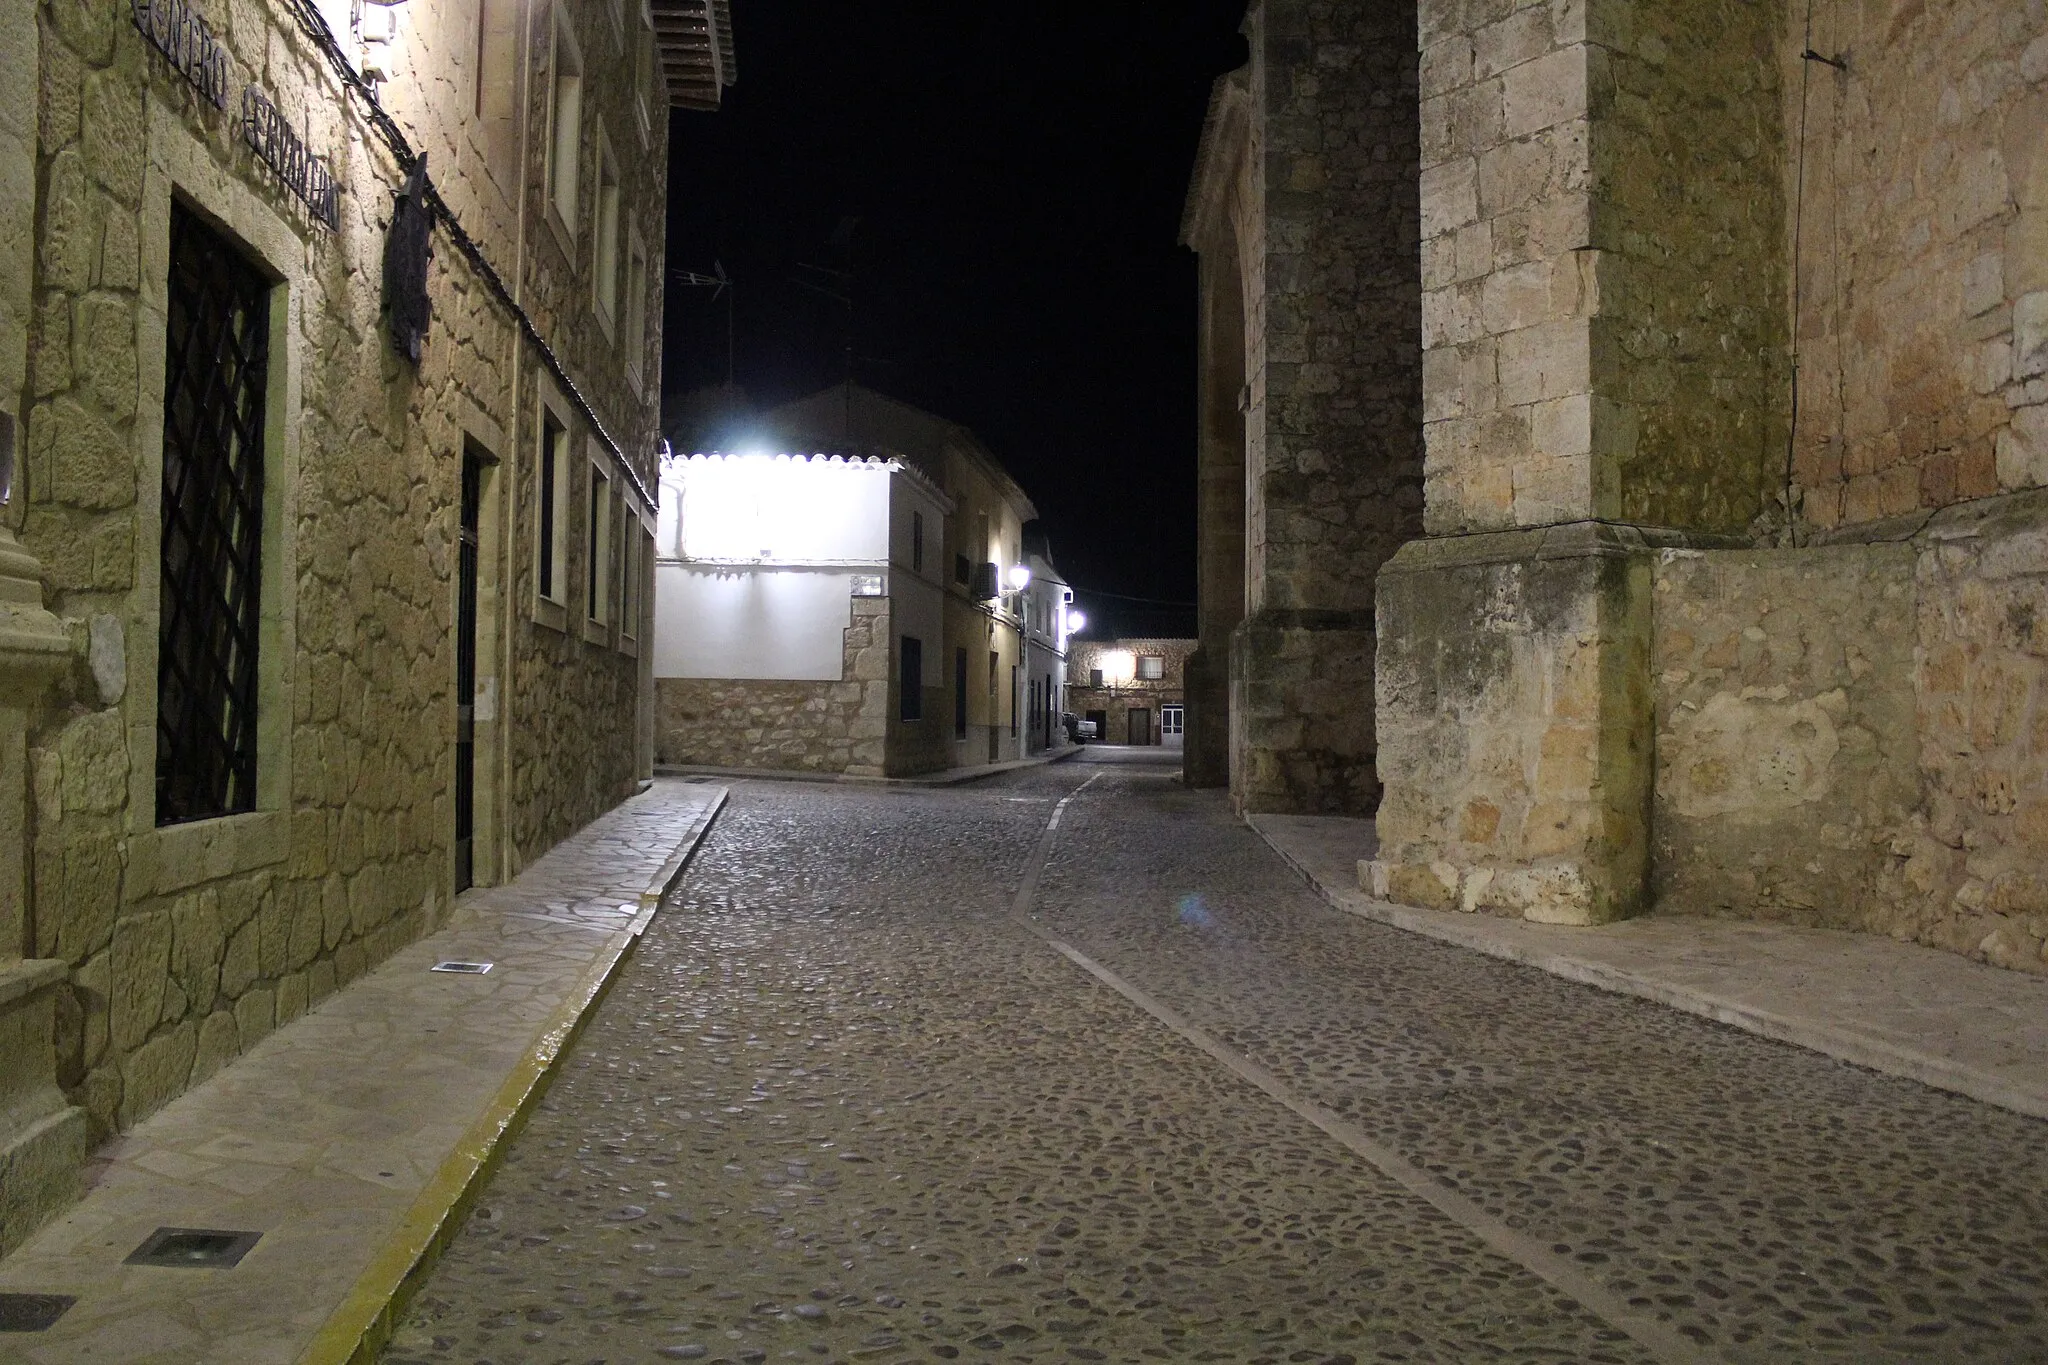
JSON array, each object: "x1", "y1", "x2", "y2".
[
  {"x1": 1250, "y1": 819, "x2": 2048, "y2": 1124},
  {"x1": 296, "y1": 786, "x2": 730, "y2": 1365}
]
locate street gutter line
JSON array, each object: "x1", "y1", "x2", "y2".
[{"x1": 1009, "y1": 772, "x2": 1720, "y2": 1365}]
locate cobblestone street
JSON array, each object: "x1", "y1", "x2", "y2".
[{"x1": 383, "y1": 751, "x2": 2048, "y2": 1365}]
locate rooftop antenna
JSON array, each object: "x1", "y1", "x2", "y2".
[{"x1": 672, "y1": 260, "x2": 735, "y2": 386}]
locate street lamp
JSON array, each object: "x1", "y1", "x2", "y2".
[
  {"x1": 1064, "y1": 609, "x2": 1086, "y2": 633},
  {"x1": 1005, "y1": 564, "x2": 1032, "y2": 592}
]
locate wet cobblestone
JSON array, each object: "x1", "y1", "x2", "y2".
[{"x1": 384, "y1": 752, "x2": 2048, "y2": 1365}]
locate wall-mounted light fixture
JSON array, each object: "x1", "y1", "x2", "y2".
[
  {"x1": 1065, "y1": 609, "x2": 1086, "y2": 633},
  {"x1": 1005, "y1": 564, "x2": 1032, "y2": 592}
]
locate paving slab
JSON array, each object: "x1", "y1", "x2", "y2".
[
  {"x1": 0, "y1": 779, "x2": 727, "y2": 1365},
  {"x1": 1250, "y1": 811, "x2": 2048, "y2": 1121}
]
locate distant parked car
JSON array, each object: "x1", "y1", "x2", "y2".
[{"x1": 1075, "y1": 718, "x2": 1098, "y2": 741}]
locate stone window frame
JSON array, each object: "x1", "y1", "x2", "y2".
[
  {"x1": 127, "y1": 104, "x2": 304, "y2": 878},
  {"x1": 591, "y1": 128, "x2": 620, "y2": 339},
  {"x1": 623, "y1": 228, "x2": 649, "y2": 397},
  {"x1": 532, "y1": 377, "x2": 575, "y2": 634},
  {"x1": 632, "y1": 0, "x2": 656, "y2": 148},
  {"x1": 615, "y1": 510, "x2": 646, "y2": 659},
  {"x1": 581, "y1": 441, "x2": 613, "y2": 644},
  {"x1": 543, "y1": 3, "x2": 585, "y2": 258}
]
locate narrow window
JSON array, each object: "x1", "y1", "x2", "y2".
[
  {"x1": 588, "y1": 464, "x2": 610, "y2": 623},
  {"x1": 624, "y1": 234, "x2": 648, "y2": 387},
  {"x1": 1089, "y1": 668, "x2": 1104, "y2": 689},
  {"x1": 911, "y1": 510, "x2": 924, "y2": 573},
  {"x1": 1010, "y1": 664, "x2": 1018, "y2": 736},
  {"x1": 594, "y1": 139, "x2": 620, "y2": 324},
  {"x1": 620, "y1": 512, "x2": 638, "y2": 640},
  {"x1": 1138, "y1": 654, "x2": 1164, "y2": 680},
  {"x1": 158, "y1": 202, "x2": 270, "y2": 825},
  {"x1": 953, "y1": 551, "x2": 970, "y2": 586},
  {"x1": 899, "y1": 636, "x2": 923, "y2": 722},
  {"x1": 547, "y1": 17, "x2": 583, "y2": 234},
  {"x1": 539, "y1": 414, "x2": 569, "y2": 603},
  {"x1": 954, "y1": 647, "x2": 968, "y2": 738}
]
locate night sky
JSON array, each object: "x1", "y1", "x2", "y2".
[{"x1": 659, "y1": 3, "x2": 1250, "y2": 640}]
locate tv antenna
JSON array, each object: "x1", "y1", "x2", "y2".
[{"x1": 672, "y1": 259, "x2": 735, "y2": 386}]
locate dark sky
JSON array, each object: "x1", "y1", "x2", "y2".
[{"x1": 659, "y1": 3, "x2": 1249, "y2": 640}]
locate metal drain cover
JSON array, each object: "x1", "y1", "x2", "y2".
[
  {"x1": 0, "y1": 1293, "x2": 76, "y2": 1332},
  {"x1": 124, "y1": 1227, "x2": 262, "y2": 1269},
  {"x1": 430, "y1": 960, "x2": 493, "y2": 974}
]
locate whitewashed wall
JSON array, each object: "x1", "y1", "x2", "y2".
[{"x1": 653, "y1": 567, "x2": 859, "y2": 681}]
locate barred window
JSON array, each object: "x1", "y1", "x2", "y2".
[{"x1": 157, "y1": 202, "x2": 270, "y2": 825}]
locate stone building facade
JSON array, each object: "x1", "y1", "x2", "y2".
[
  {"x1": 1066, "y1": 638, "x2": 1195, "y2": 747},
  {"x1": 1193, "y1": 0, "x2": 2048, "y2": 974},
  {"x1": 1181, "y1": 0, "x2": 1425, "y2": 815},
  {"x1": 650, "y1": 451, "x2": 950, "y2": 778},
  {"x1": 763, "y1": 385, "x2": 1055, "y2": 776},
  {"x1": 0, "y1": 0, "x2": 733, "y2": 1253}
]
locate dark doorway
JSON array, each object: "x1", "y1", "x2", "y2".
[
  {"x1": 1087, "y1": 709, "x2": 1107, "y2": 741},
  {"x1": 1127, "y1": 707, "x2": 1152, "y2": 745},
  {"x1": 454, "y1": 446, "x2": 483, "y2": 893},
  {"x1": 987, "y1": 651, "x2": 999, "y2": 762},
  {"x1": 954, "y1": 646, "x2": 968, "y2": 739}
]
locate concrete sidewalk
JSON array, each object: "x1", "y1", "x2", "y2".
[
  {"x1": 0, "y1": 778, "x2": 728, "y2": 1365},
  {"x1": 1251, "y1": 813, "x2": 2048, "y2": 1122}
]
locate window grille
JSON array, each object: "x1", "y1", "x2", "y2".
[{"x1": 157, "y1": 202, "x2": 269, "y2": 825}]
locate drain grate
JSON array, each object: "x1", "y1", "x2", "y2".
[
  {"x1": 124, "y1": 1227, "x2": 262, "y2": 1269},
  {"x1": 429, "y1": 960, "x2": 493, "y2": 974},
  {"x1": 0, "y1": 1293, "x2": 76, "y2": 1332}
]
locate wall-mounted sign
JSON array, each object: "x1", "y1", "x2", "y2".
[
  {"x1": 850, "y1": 574, "x2": 885, "y2": 598},
  {"x1": 240, "y1": 88, "x2": 341, "y2": 230},
  {"x1": 130, "y1": 0, "x2": 229, "y2": 108}
]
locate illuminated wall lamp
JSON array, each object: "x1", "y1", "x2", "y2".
[
  {"x1": 1064, "y1": 609, "x2": 1086, "y2": 632},
  {"x1": 1005, "y1": 564, "x2": 1032, "y2": 592}
]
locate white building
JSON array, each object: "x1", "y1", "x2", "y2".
[{"x1": 652, "y1": 452, "x2": 955, "y2": 776}]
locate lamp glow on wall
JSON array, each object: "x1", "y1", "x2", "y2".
[
  {"x1": 1102, "y1": 650, "x2": 1135, "y2": 684},
  {"x1": 1006, "y1": 564, "x2": 1032, "y2": 591}
]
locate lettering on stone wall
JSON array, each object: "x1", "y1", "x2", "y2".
[
  {"x1": 131, "y1": 0, "x2": 230, "y2": 109},
  {"x1": 240, "y1": 88, "x2": 341, "y2": 230}
]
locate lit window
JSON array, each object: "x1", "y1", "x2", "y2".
[
  {"x1": 547, "y1": 14, "x2": 583, "y2": 235},
  {"x1": 1137, "y1": 655, "x2": 1164, "y2": 680}
]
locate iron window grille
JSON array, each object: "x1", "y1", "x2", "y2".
[{"x1": 157, "y1": 203, "x2": 270, "y2": 826}]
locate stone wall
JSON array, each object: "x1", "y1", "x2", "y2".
[
  {"x1": 655, "y1": 598, "x2": 891, "y2": 776},
  {"x1": 1651, "y1": 544, "x2": 1919, "y2": 928},
  {"x1": 1786, "y1": 0, "x2": 2047, "y2": 531},
  {"x1": 1646, "y1": 491, "x2": 2048, "y2": 975},
  {"x1": 1203, "y1": 0, "x2": 1423, "y2": 816},
  {"x1": 1419, "y1": 0, "x2": 1786, "y2": 535}
]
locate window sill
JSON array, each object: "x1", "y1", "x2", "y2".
[
  {"x1": 582, "y1": 616, "x2": 611, "y2": 647},
  {"x1": 130, "y1": 809, "x2": 289, "y2": 901},
  {"x1": 534, "y1": 595, "x2": 569, "y2": 633}
]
